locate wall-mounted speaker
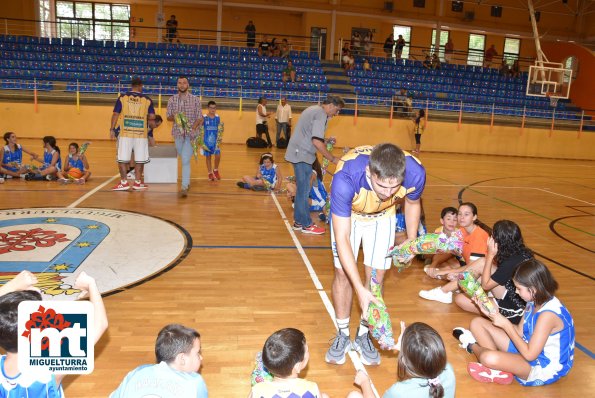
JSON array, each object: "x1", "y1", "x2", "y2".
[
  {"x1": 464, "y1": 11, "x2": 475, "y2": 21},
  {"x1": 413, "y1": 0, "x2": 426, "y2": 8},
  {"x1": 452, "y1": 1, "x2": 464, "y2": 12},
  {"x1": 491, "y1": 6, "x2": 502, "y2": 17},
  {"x1": 534, "y1": 11, "x2": 541, "y2": 22},
  {"x1": 384, "y1": 1, "x2": 394, "y2": 12}
]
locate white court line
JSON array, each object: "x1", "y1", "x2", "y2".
[
  {"x1": 535, "y1": 188, "x2": 595, "y2": 206},
  {"x1": 67, "y1": 174, "x2": 119, "y2": 208},
  {"x1": 270, "y1": 192, "x2": 381, "y2": 398}
]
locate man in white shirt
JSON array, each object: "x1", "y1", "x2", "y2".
[{"x1": 275, "y1": 97, "x2": 292, "y2": 145}]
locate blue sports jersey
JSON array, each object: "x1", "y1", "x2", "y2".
[
  {"x1": 2, "y1": 144, "x2": 22, "y2": 172},
  {"x1": 259, "y1": 163, "x2": 278, "y2": 187},
  {"x1": 330, "y1": 146, "x2": 426, "y2": 218},
  {"x1": 508, "y1": 297, "x2": 575, "y2": 386},
  {"x1": 67, "y1": 154, "x2": 85, "y2": 171},
  {"x1": 202, "y1": 114, "x2": 221, "y2": 156},
  {"x1": 40, "y1": 149, "x2": 62, "y2": 171},
  {"x1": 0, "y1": 355, "x2": 63, "y2": 398}
]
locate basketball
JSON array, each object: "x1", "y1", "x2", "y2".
[{"x1": 67, "y1": 167, "x2": 83, "y2": 179}]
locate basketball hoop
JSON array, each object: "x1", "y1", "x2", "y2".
[{"x1": 546, "y1": 92, "x2": 558, "y2": 108}]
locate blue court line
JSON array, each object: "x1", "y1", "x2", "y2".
[
  {"x1": 576, "y1": 342, "x2": 595, "y2": 360},
  {"x1": 192, "y1": 245, "x2": 330, "y2": 249}
]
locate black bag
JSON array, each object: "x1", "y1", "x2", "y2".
[
  {"x1": 276, "y1": 137, "x2": 288, "y2": 149},
  {"x1": 246, "y1": 136, "x2": 268, "y2": 148}
]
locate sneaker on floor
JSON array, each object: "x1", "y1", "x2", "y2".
[
  {"x1": 468, "y1": 362, "x2": 513, "y2": 385},
  {"x1": 76, "y1": 178, "x2": 86, "y2": 185},
  {"x1": 325, "y1": 332, "x2": 351, "y2": 365},
  {"x1": 180, "y1": 187, "x2": 188, "y2": 197},
  {"x1": 353, "y1": 332, "x2": 381, "y2": 366},
  {"x1": 292, "y1": 222, "x2": 303, "y2": 230},
  {"x1": 132, "y1": 181, "x2": 148, "y2": 191},
  {"x1": 207, "y1": 172, "x2": 215, "y2": 181},
  {"x1": 252, "y1": 185, "x2": 266, "y2": 191},
  {"x1": 236, "y1": 181, "x2": 246, "y2": 189},
  {"x1": 126, "y1": 170, "x2": 136, "y2": 179},
  {"x1": 301, "y1": 224, "x2": 325, "y2": 235},
  {"x1": 452, "y1": 327, "x2": 477, "y2": 353},
  {"x1": 213, "y1": 169, "x2": 221, "y2": 180},
  {"x1": 112, "y1": 181, "x2": 130, "y2": 191},
  {"x1": 419, "y1": 287, "x2": 452, "y2": 304},
  {"x1": 58, "y1": 178, "x2": 69, "y2": 184}
]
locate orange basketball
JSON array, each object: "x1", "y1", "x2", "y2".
[{"x1": 68, "y1": 167, "x2": 83, "y2": 179}]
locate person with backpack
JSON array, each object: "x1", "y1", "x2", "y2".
[{"x1": 275, "y1": 97, "x2": 292, "y2": 148}]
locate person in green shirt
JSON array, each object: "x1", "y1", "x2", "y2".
[{"x1": 282, "y1": 60, "x2": 296, "y2": 83}]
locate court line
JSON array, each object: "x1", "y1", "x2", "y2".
[
  {"x1": 269, "y1": 192, "x2": 380, "y2": 398},
  {"x1": 67, "y1": 174, "x2": 119, "y2": 208}
]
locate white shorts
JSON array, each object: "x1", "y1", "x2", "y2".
[
  {"x1": 331, "y1": 214, "x2": 395, "y2": 270},
  {"x1": 117, "y1": 137, "x2": 149, "y2": 163}
]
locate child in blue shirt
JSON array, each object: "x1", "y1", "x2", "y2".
[{"x1": 110, "y1": 324, "x2": 208, "y2": 398}]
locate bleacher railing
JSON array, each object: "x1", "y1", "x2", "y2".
[{"x1": 2, "y1": 79, "x2": 591, "y2": 134}]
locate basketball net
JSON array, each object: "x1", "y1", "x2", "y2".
[{"x1": 546, "y1": 92, "x2": 559, "y2": 108}]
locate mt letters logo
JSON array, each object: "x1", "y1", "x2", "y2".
[{"x1": 18, "y1": 301, "x2": 94, "y2": 374}]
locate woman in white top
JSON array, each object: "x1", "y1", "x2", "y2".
[{"x1": 256, "y1": 97, "x2": 273, "y2": 148}]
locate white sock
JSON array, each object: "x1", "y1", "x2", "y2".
[
  {"x1": 357, "y1": 321, "x2": 369, "y2": 337},
  {"x1": 336, "y1": 318, "x2": 350, "y2": 336}
]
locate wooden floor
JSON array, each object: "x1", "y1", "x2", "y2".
[{"x1": 1, "y1": 139, "x2": 594, "y2": 397}]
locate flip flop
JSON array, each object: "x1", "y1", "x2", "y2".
[{"x1": 467, "y1": 362, "x2": 513, "y2": 385}]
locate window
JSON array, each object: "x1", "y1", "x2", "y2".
[
  {"x1": 39, "y1": 0, "x2": 54, "y2": 37},
  {"x1": 56, "y1": 1, "x2": 130, "y2": 41},
  {"x1": 393, "y1": 25, "x2": 412, "y2": 59},
  {"x1": 503, "y1": 37, "x2": 520, "y2": 65},
  {"x1": 563, "y1": 56, "x2": 578, "y2": 82},
  {"x1": 467, "y1": 33, "x2": 485, "y2": 66},
  {"x1": 431, "y1": 29, "x2": 449, "y2": 61}
]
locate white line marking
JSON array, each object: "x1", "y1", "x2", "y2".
[
  {"x1": 535, "y1": 188, "x2": 595, "y2": 206},
  {"x1": 270, "y1": 192, "x2": 381, "y2": 398},
  {"x1": 67, "y1": 174, "x2": 119, "y2": 208}
]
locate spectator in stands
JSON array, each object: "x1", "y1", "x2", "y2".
[
  {"x1": 383, "y1": 33, "x2": 394, "y2": 58},
  {"x1": 245, "y1": 20, "x2": 256, "y2": 47},
  {"x1": 393, "y1": 88, "x2": 412, "y2": 117},
  {"x1": 342, "y1": 50, "x2": 355, "y2": 71},
  {"x1": 256, "y1": 97, "x2": 273, "y2": 148},
  {"x1": 395, "y1": 34, "x2": 406, "y2": 59},
  {"x1": 363, "y1": 31, "x2": 373, "y2": 56},
  {"x1": 283, "y1": 60, "x2": 297, "y2": 83},
  {"x1": 484, "y1": 44, "x2": 498, "y2": 67},
  {"x1": 259, "y1": 35, "x2": 271, "y2": 56},
  {"x1": 445, "y1": 37, "x2": 454, "y2": 63},
  {"x1": 363, "y1": 59, "x2": 372, "y2": 73},
  {"x1": 499, "y1": 60, "x2": 510, "y2": 77},
  {"x1": 270, "y1": 38, "x2": 280, "y2": 57},
  {"x1": 423, "y1": 55, "x2": 432, "y2": 69},
  {"x1": 351, "y1": 31, "x2": 361, "y2": 56},
  {"x1": 275, "y1": 97, "x2": 292, "y2": 145},
  {"x1": 280, "y1": 38, "x2": 291, "y2": 59},
  {"x1": 165, "y1": 15, "x2": 180, "y2": 43},
  {"x1": 510, "y1": 59, "x2": 521, "y2": 78},
  {"x1": 432, "y1": 54, "x2": 441, "y2": 70}
]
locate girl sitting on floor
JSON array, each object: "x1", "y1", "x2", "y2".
[{"x1": 57, "y1": 142, "x2": 91, "y2": 184}]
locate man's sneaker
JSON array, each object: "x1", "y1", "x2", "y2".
[
  {"x1": 213, "y1": 169, "x2": 221, "y2": 180},
  {"x1": 292, "y1": 222, "x2": 303, "y2": 230},
  {"x1": 180, "y1": 187, "x2": 188, "y2": 197},
  {"x1": 132, "y1": 181, "x2": 148, "y2": 190},
  {"x1": 325, "y1": 332, "x2": 351, "y2": 365},
  {"x1": 353, "y1": 332, "x2": 381, "y2": 366},
  {"x1": 419, "y1": 287, "x2": 453, "y2": 304},
  {"x1": 468, "y1": 362, "x2": 513, "y2": 385},
  {"x1": 301, "y1": 224, "x2": 325, "y2": 235},
  {"x1": 112, "y1": 181, "x2": 130, "y2": 191},
  {"x1": 452, "y1": 327, "x2": 477, "y2": 353},
  {"x1": 126, "y1": 170, "x2": 136, "y2": 179},
  {"x1": 208, "y1": 172, "x2": 215, "y2": 181}
]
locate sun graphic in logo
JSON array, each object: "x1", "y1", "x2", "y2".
[
  {"x1": 45, "y1": 218, "x2": 58, "y2": 223},
  {"x1": 52, "y1": 263, "x2": 70, "y2": 271},
  {"x1": 75, "y1": 241, "x2": 92, "y2": 248}
]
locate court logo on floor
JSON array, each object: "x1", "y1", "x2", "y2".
[{"x1": 0, "y1": 208, "x2": 188, "y2": 299}]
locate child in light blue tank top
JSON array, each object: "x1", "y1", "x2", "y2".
[
  {"x1": 1, "y1": 132, "x2": 39, "y2": 178},
  {"x1": 25, "y1": 136, "x2": 61, "y2": 181},
  {"x1": 57, "y1": 142, "x2": 92, "y2": 184}
]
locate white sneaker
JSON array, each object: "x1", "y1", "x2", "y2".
[
  {"x1": 419, "y1": 287, "x2": 453, "y2": 304},
  {"x1": 453, "y1": 327, "x2": 477, "y2": 353},
  {"x1": 126, "y1": 170, "x2": 136, "y2": 179}
]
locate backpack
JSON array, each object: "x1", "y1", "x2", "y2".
[
  {"x1": 246, "y1": 136, "x2": 268, "y2": 148},
  {"x1": 276, "y1": 137, "x2": 288, "y2": 149}
]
